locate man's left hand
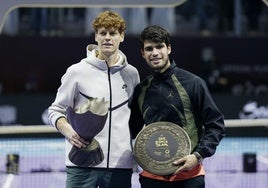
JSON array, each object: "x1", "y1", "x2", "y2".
[{"x1": 172, "y1": 154, "x2": 199, "y2": 175}]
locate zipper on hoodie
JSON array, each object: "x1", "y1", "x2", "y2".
[{"x1": 106, "y1": 65, "x2": 112, "y2": 168}]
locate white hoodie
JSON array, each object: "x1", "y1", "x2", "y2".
[{"x1": 48, "y1": 44, "x2": 140, "y2": 168}]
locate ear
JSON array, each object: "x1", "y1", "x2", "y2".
[
  {"x1": 120, "y1": 32, "x2": 125, "y2": 42},
  {"x1": 95, "y1": 32, "x2": 98, "y2": 42},
  {"x1": 141, "y1": 49, "x2": 145, "y2": 58},
  {"x1": 167, "y1": 45, "x2": 171, "y2": 55}
]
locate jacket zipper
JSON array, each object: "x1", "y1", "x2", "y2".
[{"x1": 106, "y1": 65, "x2": 112, "y2": 168}]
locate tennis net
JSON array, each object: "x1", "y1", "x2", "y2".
[
  {"x1": 0, "y1": 120, "x2": 268, "y2": 188},
  {"x1": 0, "y1": 126, "x2": 65, "y2": 188}
]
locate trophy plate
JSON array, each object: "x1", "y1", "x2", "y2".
[{"x1": 134, "y1": 121, "x2": 191, "y2": 175}]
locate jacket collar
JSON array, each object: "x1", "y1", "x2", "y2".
[
  {"x1": 152, "y1": 60, "x2": 176, "y2": 79},
  {"x1": 84, "y1": 44, "x2": 127, "y2": 72}
]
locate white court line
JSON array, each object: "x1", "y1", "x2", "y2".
[
  {"x1": 2, "y1": 174, "x2": 15, "y2": 188},
  {"x1": 257, "y1": 155, "x2": 268, "y2": 165}
]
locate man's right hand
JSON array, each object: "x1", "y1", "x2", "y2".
[{"x1": 56, "y1": 117, "x2": 89, "y2": 148}]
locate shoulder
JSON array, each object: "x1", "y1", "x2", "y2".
[
  {"x1": 126, "y1": 63, "x2": 139, "y2": 73},
  {"x1": 62, "y1": 60, "x2": 93, "y2": 81},
  {"x1": 66, "y1": 60, "x2": 91, "y2": 72},
  {"x1": 123, "y1": 63, "x2": 140, "y2": 80},
  {"x1": 174, "y1": 67, "x2": 205, "y2": 84},
  {"x1": 172, "y1": 67, "x2": 209, "y2": 96},
  {"x1": 139, "y1": 75, "x2": 153, "y2": 87}
]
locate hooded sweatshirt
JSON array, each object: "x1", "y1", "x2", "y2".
[{"x1": 48, "y1": 44, "x2": 140, "y2": 169}]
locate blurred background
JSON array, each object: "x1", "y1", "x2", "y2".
[
  {"x1": 0, "y1": 0, "x2": 268, "y2": 125},
  {"x1": 0, "y1": 1, "x2": 268, "y2": 188}
]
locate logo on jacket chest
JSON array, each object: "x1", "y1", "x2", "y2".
[{"x1": 122, "y1": 84, "x2": 128, "y2": 89}]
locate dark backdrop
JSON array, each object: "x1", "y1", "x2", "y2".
[{"x1": 0, "y1": 36, "x2": 268, "y2": 124}]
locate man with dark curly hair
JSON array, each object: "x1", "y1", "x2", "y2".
[{"x1": 130, "y1": 25, "x2": 225, "y2": 188}]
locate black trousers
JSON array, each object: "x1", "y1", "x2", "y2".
[{"x1": 139, "y1": 175, "x2": 205, "y2": 188}]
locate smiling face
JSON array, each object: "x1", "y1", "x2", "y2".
[
  {"x1": 139, "y1": 25, "x2": 172, "y2": 73},
  {"x1": 141, "y1": 41, "x2": 171, "y2": 73},
  {"x1": 95, "y1": 27, "x2": 124, "y2": 57}
]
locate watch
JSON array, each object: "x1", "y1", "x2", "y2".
[{"x1": 193, "y1": 152, "x2": 203, "y2": 163}]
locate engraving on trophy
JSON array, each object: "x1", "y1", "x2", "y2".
[{"x1": 134, "y1": 121, "x2": 191, "y2": 175}]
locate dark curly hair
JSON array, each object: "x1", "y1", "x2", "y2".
[{"x1": 139, "y1": 25, "x2": 170, "y2": 49}]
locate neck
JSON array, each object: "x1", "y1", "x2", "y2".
[
  {"x1": 158, "y1": 61, "x2": 171, "y2": 73},
  {"x1": 97, "y1": 51, "x2": 119, "y2": 67}
]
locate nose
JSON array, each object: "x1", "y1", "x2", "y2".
[
  {"x1": 104, "y1": 33, "x2": 111, "y2": 39},
  {"x1": 152, "y1": 48, "x2": 159, "y2": 56}
]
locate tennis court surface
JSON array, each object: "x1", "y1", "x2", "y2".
[{"x1": 1, "y1": 131, "x2": 268, "y2": 188}]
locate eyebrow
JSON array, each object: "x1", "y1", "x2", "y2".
[{"x1": 144, "y1": 43, "x2": 165, "y2": 50}]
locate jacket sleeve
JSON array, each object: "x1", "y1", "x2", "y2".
[
  {"x1": 48, "y1": 66, "x2": 78, "y2": 127},
  {"x1": 193, "y1": 79, "x2": 226, "y2": 158},
  {"x1": 129, "y1": 85, "x2": 144, "y2": 139}
]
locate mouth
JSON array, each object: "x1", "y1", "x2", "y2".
[
  {"x1": 102, "y1": 43, "x2": 113, "y2": 47},
  {"x1": 150, "y1": 58, "x2": 161, "y2": 64}
]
